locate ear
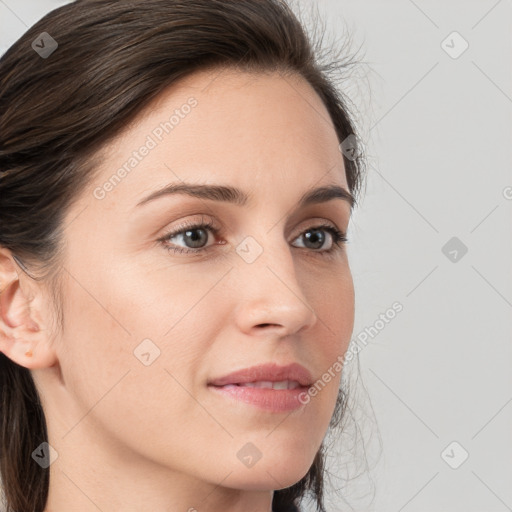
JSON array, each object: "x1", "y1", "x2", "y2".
[{"x1": 0, "y1": 248, "x2": 58, "y2": 369}]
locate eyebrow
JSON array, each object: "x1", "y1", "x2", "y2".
[{"x1": 136, "y1": 182, "x2": 355, "y2": 210}]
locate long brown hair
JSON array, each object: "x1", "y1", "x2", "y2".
[{"x1": 0, "y1": 1, "x2": 367, "y2": 510}]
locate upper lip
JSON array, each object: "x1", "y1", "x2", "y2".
[{"x1": 208, "y1": 363, "x2": 313, "y2": 387}]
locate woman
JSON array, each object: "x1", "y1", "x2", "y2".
[{"x1": 0, "y1": 0, "x2": 367, "y2": 511}]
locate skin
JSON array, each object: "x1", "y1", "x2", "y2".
[{"x1": 0, "y1": 67, "x2": 355, "y2": 512}]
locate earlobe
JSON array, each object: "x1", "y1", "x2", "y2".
[{"x1": 0, "y1": 249, "x2": 57, "y2": 369}]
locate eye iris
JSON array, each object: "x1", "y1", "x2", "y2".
[
  {"x1": 184, "y1": 228, "x2": 208, "y2": 248},
  {"x1": 304, "y1": 229, "x2": 326, "y2": 249}
]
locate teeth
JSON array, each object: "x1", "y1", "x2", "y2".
[
  {"x1": 238, "y1": 380, "x2": 300, "y2": 390},
  {"x1": 241, "y1": 381, "x2": 273, "y2": 389}
]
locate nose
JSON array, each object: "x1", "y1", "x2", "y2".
[{"x1": 232, "y1": 239, "x2": 318, "y2": 337}]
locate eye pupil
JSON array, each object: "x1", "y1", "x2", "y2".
[
  {"x1": 303, "y1": 229, "x2": 326, "y2": 249},
  {"x1": 184, "y1": 228, "x2": 208, "y2": 248}
]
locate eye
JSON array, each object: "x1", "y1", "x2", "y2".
[
  {"x1": 157, "y1": 218, "x2": 348, "y2": 256},
  {"x1": 158, "y1": 217, "x2": 220, "y2": 255},
  {"x1": 291, "y1": 224, "x2": 347, "y2": 254}
]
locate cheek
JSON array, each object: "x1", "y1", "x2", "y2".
[
  {"x1": 309, "y1": 266, "x2": 355, "y2": 347},
  {"x1": 55, "y1": 264, "x2": 214, "y2": 458},
  {"x1": 305, "y1": 269, "x2": 354, "y2": 405}
]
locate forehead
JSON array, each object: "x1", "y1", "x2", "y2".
[{"x1": 88, "y1": 67, "x2": 348, "y2": 212}]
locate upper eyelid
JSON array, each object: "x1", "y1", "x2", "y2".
[
  {"x1": 159, "y1": 219, "x2": 345, "y2": 246},
  {"x1": 160, "y1": 215, "x2": 344, "y2": 236}
]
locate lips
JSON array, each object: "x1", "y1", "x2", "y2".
[
  {"x1": 207, "y1": 362, "x2": 313, "y2": 388},
  {"x1": 222, "y1": 380, "x2": 301, "y2": 390}
]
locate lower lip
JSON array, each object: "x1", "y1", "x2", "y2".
[{"x1": 208, "y1": 384, "x2": 309, "y2": 412}]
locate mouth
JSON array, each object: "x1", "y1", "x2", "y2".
[
  {"x1": 211, "y1": 380, "x2": 305, "y2": 390},
  {"x1": 207, "y1": 362, "x2": 314, "y2": 388},
  {"x1": 207, "y1": 362, "x2": 313, "y2": 412},
  {"x1": 207, "y1": 380, "x2": 311, "y2": 412}
]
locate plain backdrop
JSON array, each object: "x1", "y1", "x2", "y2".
[{"x1": 1, "y1": 1, "x2": 511, "y2": 511}]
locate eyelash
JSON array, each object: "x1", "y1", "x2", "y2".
[{"x1": 158, "y1": 218, "x2": 348, "y2": 257}]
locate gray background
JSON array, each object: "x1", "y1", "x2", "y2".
[{"x1": 1, "y1": 1, "x2": 511, "y2": 511}]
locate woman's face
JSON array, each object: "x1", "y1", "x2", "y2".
[{"x1": 32, "y1": 68, "x2": 355, "y2": 508}]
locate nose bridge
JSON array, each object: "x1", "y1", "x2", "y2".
[{"x1": 231, "y1": 228, "x2": 317, "y2": 334}]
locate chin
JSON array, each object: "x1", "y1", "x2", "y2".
[
  {"x1": 225, "y1": 468, "x2": 309, "y2": 491},
  {"x1": 224, "y1": 454, "x2": 313, "y2": 490}
]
